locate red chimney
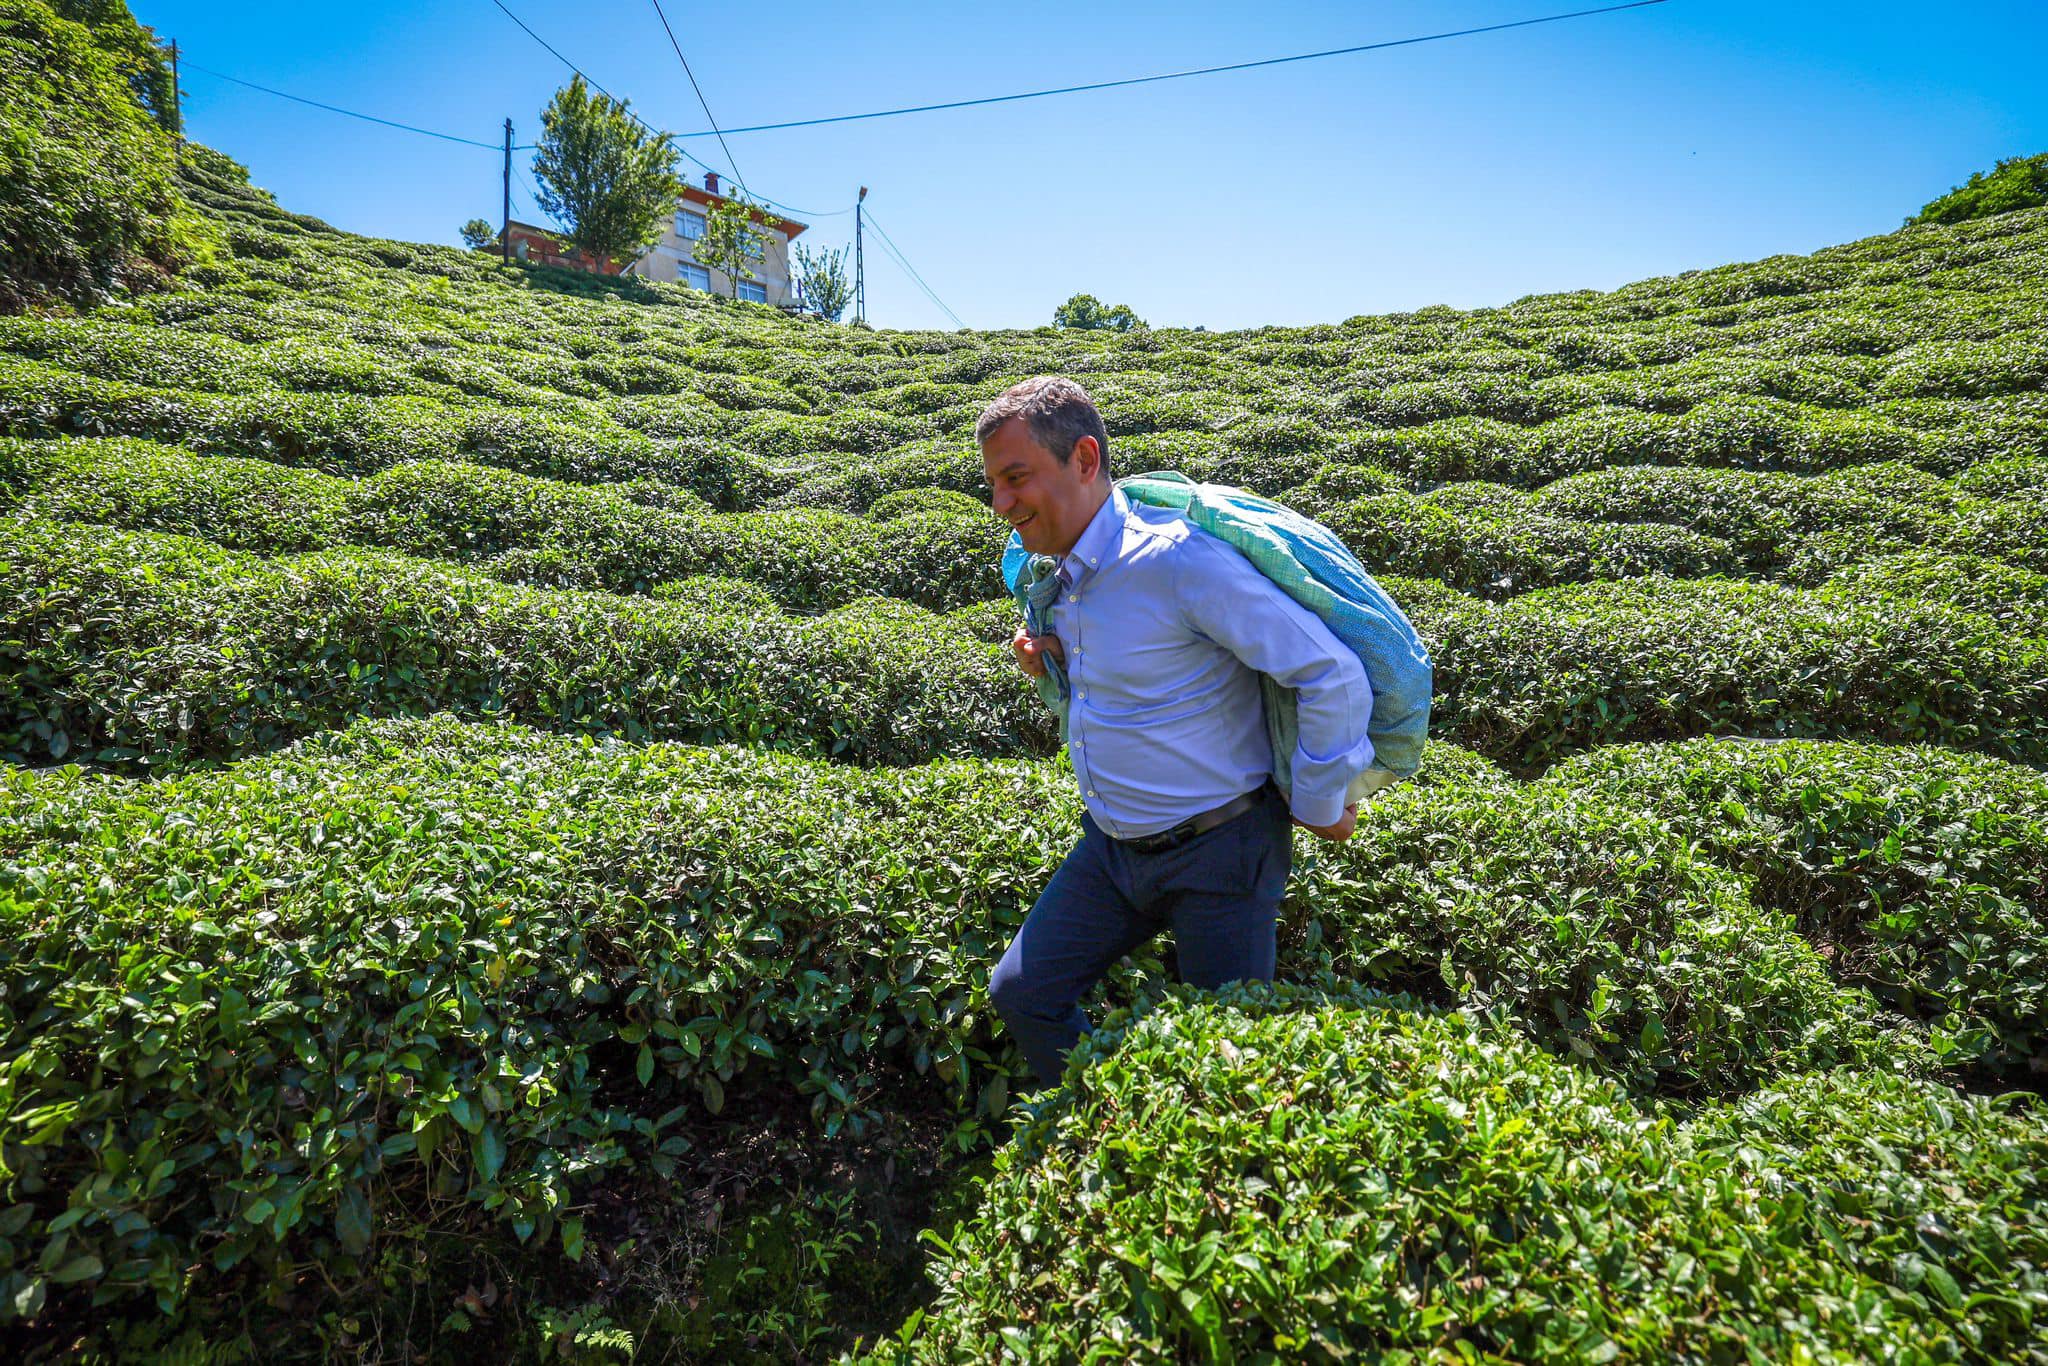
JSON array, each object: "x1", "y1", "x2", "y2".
[{"x1": 704, "y1": 171, "x2": 720, "y2": 195}]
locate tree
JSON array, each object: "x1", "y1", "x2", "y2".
[
  {"x1": 53, "y1": 0, "x2": 177, "y2": 132},
  {"x1": 1, "y1": 0, "x2": 200, "y2": 312},
  {"x1": 459, "y1": 218, "x2": 496, "y2": 251},
  {"x1": 1908, "y1": 153, "x2": 2048, "y2": 227},
  {"x1": 530, "y1": 76, "x2": 686, "y2": 271},
  {"x1": 1053, "y1": 292, "x2": 1145, "y2": 332},
  {"x1": 695, "y1": 192, "x2": 770, "y2": 299},
  {"x1": 793, "y1": 242, "x2": 853, "y2": 321}
]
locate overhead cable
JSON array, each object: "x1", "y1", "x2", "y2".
[
  {"x1": 182, "y1": 60, "x2": 520, "y2": 150},
  {"x1": 865, "y1": 210, "x2": 964, "y2": 328},
  {"x1": 647, "y1": 0, "x2": 747, "y2": 196},
  {"x1": 492, "y1": 0, "x2": 834, "y2": 221},
  {"x1": 694, "y1": 0, "x2": 1672, "y2": 137}
]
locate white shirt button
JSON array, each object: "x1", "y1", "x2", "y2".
[
  {"x1": 1086, "y1": 789, "x2": 1097, "y2": 798},
  {"x1": 1067, "y1": 594, "x2": 1077, "y2": 603}
]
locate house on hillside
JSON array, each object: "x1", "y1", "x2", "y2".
[
  {"x1": 500, "y1": 221, "x2": 633, "y2": 276},
  {"x1": 623, "y1": 171, "x2": 808, "y2": 305}
]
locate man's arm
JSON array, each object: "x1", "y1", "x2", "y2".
[{"x1": 1173, "y1": 532, "x2": 1374, "y2": 833}]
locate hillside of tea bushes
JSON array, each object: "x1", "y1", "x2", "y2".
[{"x1": 2, "y1": 138, "x2": 2046, "y2": 1363}]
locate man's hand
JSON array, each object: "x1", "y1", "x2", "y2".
[
  {"x1": 1293, "y1": 803, "x2": 1358, "y2": 842},
  {"x1": 1010, "y1": 626, "x2": 1065, "y2": 680}
]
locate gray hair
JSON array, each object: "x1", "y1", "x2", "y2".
[{"x1": 974, "y1": 376, "x2": 1112, "y2": 482}]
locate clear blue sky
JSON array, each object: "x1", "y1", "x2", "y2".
[{"x1": 142, "y1": 1, "x2": 2048, "y2": 331}]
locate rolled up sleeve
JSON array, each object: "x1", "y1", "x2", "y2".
[{"x1": 1174, "y1": 532, "x2": 1375, "y2": 826}]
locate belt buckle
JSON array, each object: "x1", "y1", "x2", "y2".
[{"x1": 1133, "y1": 818, "x2": 1191, "y2": 853}]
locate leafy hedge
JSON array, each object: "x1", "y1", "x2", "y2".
[
  {"x1": 0, "y1": 716, "x2": 1720, "y2": 1327},
  {"x1": 0, "y1": 719, "x2": 1070, "y2": 1322},
  {"x1": 1281, "y1": 774, "x2": 1890, "y2": 1093},
  {"x1": 1427, "y1": 576, "x2": 2048, "y2": 770},
  {"x1": 0, "y1": 436, "x2": 1009, "y2": 610},
  {"x1": 874, "y1": 982, "x2": 2047, "y2": 1364},
  {"x1": 1542, "y1": 737, "x2": 2048, "y2": 1075},
  {"x1": 1825, "y1": 549, "x2": 2048, "y2": 628},
  {"x1": 0, "y1": 518, "x2": 1050, "y2": 770},
  {"x1": 11, "y1": 516, "x2": 2045, "y2": 775}
]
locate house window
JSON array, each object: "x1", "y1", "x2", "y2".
[
  {"x1": 737, "y1": 280, "x2": 767, "y2": 303},
  {"x1": 675, "y1": 210, "x2": 706, "y2": 241},
  {"x1": 678, "y1": 262, "x2": 710, "y2": 290}
]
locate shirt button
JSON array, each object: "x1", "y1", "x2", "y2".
[
  {"x1": 1067, "y1": 594, "x2": 1077, "y2": 603},
  {"x1": 1086, "y1": 789, "x2": 1097, "y2": 798},
  {"x1": 1079, "y1": 692, "x2": 1088, "y2": 700}
]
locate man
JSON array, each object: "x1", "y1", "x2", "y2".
[{"x1": 980, "y1": 375, "x2": 1375, "y2": 1090}]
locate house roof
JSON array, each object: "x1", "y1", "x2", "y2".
[{"x1": 678, "y1": 185, "x2": 808, "y2": 240}]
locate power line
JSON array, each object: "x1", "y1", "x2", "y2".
[
  {"x1": 865, "y1": 210, "x2": 964, "y2": 328},
  {"x1": 694, "y1": 1, "x2": 1672, "y2": 137},
  {"x1": 182, "y1": 60, "x2": 520, "y2": 150},
  {"x1": 868, "y1": 223, "x2": 959, "y2": 329},
  {"x1": 647, "y1": 0, "x2": 746, "y2": 197},
  {"x1": 489, "y1": 0, "x2": 840, "y2": 224}
]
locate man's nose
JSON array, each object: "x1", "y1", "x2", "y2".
[{"x1": 990, "y1": 484, "x2": 1013, "y2": 518}]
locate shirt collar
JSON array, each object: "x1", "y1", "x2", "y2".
[{"x1": 1060, "y1": 485, "x2": 1128, "y2": 591}]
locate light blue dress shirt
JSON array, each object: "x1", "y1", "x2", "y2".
[{"x1": 1051, "y1": 486, "x2": 1375, "y2": 839}]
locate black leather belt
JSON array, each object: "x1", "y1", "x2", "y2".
[{"x1": 1115, "y1": 785, "x2": 1269, "y2": 854}]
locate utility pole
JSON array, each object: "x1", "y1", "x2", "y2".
[
  {"x1": 854, "y1": 185, "x2": 868, "y2": 326},
  {"x1": 168, "y1": 39, "x2": 182, "y2": 144},
  {"x1": 501, "y1": 118, "x2": 513, "y2": 266}
]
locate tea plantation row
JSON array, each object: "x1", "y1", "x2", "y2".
[
  {"x1": 6, "y1": 436, "x2": 2047, "y2": 608},
  {"x1": 8, "y1": 514, "x2": 2046, "y2": 776},
  {"x1": 4, "y1": 715, "x2": 2044, "y2": 1332}
]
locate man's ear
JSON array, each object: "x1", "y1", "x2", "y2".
[{"x1": 1071, "y1": 434, "x2": 1102, "y2": 483}]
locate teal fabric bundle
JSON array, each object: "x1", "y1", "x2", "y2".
[{"x1": 1005, "y1": 471, "x2": 1433, "y2": 802}]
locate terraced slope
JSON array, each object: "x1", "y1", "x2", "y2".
[{"x1": 2, "y1": 144, "x2": 2045, "y2": 1363}]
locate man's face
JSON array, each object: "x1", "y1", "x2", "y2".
[{"x1": 982, "y1": 417, "x2": 1105, "y2": 557}]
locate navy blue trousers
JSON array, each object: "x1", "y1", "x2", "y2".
[{"x1": 989, "y1": 784, "x2": 1293, "y2": 1089}]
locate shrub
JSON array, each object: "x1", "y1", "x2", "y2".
[
  {"x1": 1424, "y1": 577, "x2": 2048, "y2": 770},
  {"x1": 0, "y1": 518, "x2": 1052, "y2": 770},
  {"x1": 1823, "y1": 549, "x2": 2048, "y2": 627},
  {"x1": 867, "y1": 487, "x2": 989, "y2": 522},
  {"x1": 0, "y1": 437, "x2": 1012, "y2": 611},
  {"x1": 1908, "y1": 152, "x2": 2048, "y2": 226},
  {"x1": 0, "y1": 718, "x2": 1083, "y2": 1323},
  {"x1": 876, "y1": 982, "x2": 2046, "y2": 1365},
  {"x1": 1320, "y1": 492, "x2": 1740, "y2": 596},
  {"x1": 1283, "y1": 778, "x2": 1887, "y2": 1092},
  {"x1": 1543, "y1": 737, "x2": 2048, "y2": 1075}
]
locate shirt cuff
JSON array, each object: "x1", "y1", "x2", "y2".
[{"x1": 1287, "y1": 782, "x2": 1351, "y2": 828}]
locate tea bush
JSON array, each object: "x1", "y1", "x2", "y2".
[
  {"x1": 1428, "y1": 576, "x2": 2048, "y2": 769},
  {"x1": 0, "y1": 720, "x2": 1638, "y2": 1317},
  {"x1": 0, "y1": 518, "x2": 1051, "y2": 770},
  {"x1": 874, "y1": 981, "x2": 2047, "y2": 1364},
  {"x1": 1542, "y1": 736, "x2": 2048, "y2": 1075},
  {"x1": 0, "y1": 719, "x2": 1074, "y2": 1322}
]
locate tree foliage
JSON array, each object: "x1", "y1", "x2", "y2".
[
  {"x1": 1052, "y1": 291, "x2": 1145, "y2": 332},
  {"x1": 794, "y1": 241, "x2": 853, "y2": 321},
  {"x1": 1908, "y1": 152, "x2": 2048, "y2": 226},
  {"x1": 530, "y1": 76, "x2": 686, "y2": 271},
  {"x1": 0, "y1": 0, "x2": 204, "y2": 312},
  {"x1": 459, "y1": 218, "x2": 495, "y2": 251},
  {"x1": 695, "y1": 191, "x2": 771, "y2": 299},
  {"x1": 51, "y1": 0, "x2": 175, "y2": 131}
]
